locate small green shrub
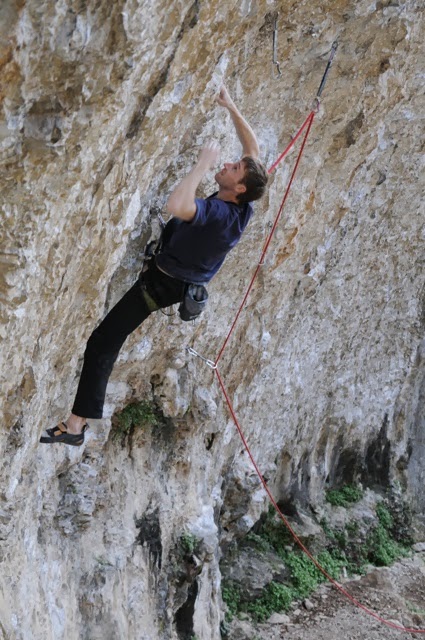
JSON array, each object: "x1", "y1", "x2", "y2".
[
  {"x1": 242, "y1": 582, "x2": 292, "y2": 622},
  {"x1": 114, "y1": 400, "x2": 160, "y2": 439},
  {"x1": 245, "y1": 532, "x2": 274, "y2": 553},
  {"x1": 284, "y1": 552, "x2": 323, "y2": 598},
  {"x1": 180, "y1": 532, "x2": 199, "y2": 555},
  {"x1": 319, "y1": 517, "x2": 335, "y2": 539},
  {"x1": 366, "y1": 501, "x2": 409, "y2": 567},
  {"x1": 376, "y1": 502, "x2": 393, "y2": 529},
  {"x1": 283, "y1": 549, "x2": 344, "y2": 599},
  {"x1": 242, "y1": 547, "x2": 346, "y2": 624},
  {"x1": 222, "y1": 581, "x2": 241, "y2": 621},
  {"x1": 253, "y1": 506, "x2": 293, "y2": 555},
  {"x1": 345, "y1": 520, "x2": 360, "y2": 536},
  {"x1": 333, "y1": 529, "x2": 347, "y2": 547},
  {"x1": 316, "y1": 550, "x2": 346, "y2": 581},
  {"x1": 381, "y1": 493, "x2": 414, "y2": 546},
  {"x1": 367, "y1": 524, "x2": 404, "y2": 566},
  {"x1": 325, "y1": 484, "x2": 364, "y2": 507},
  {"x1": 319, "y1": 499, "x2": 412, "y2": 574}
]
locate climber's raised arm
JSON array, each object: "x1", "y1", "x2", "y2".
[
  {"x1": 216, "y1": 85, "x2": 260, "y2": 159},
  {"x1": 166, "y1": 142, "x2": 220, "y2": 221}
]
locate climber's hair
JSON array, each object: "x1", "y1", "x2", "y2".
[{"x1": 237, "y1": 157, "x2": 268, "y2": 204}]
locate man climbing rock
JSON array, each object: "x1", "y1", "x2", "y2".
[{"x1": 40, "y1": 86, "x2": 268, "y2": 446}]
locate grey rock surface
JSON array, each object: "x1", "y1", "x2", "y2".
[
  {"x1": 267, "y1": 612, "x2": 292, "y2": 624},
  {"x1": 0, "y1": 0, "x2": 424, "y2": 639}
]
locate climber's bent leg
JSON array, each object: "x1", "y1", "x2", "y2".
[
  {"x1": 71, "y1": 261, "x2": 186, "y2": 420},
  {"x1": 71, "y1": 282, "x2": 150, "y2": 419}
]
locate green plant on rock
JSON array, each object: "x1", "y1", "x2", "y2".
[
  {"x1": 284, "y1": 549, "x2": 345, "y2": 600},
  {"x1": 180, "y1": 532, "x2": 199, "y2": 555},
  {"x1": 376, "y1": 502, "x2": 393, "y2": 529},
  {"x1": 325, "y1": 484, "x2": 364, "y2": 507},
  {"x1": 366, "y1": 523, "x2": 405, "y2": 566},
  {"x1": 235, "y1": 548, "x2": 347, "y2": 624},
  {"x1": 345, "y1": 520, "x2": 360, "y2": 536},
  {"x1": 366, "y1": 501, "x2": 410, "y2": 567},
  {"x1": 319, "y1": 497, "x2": 413, "y2": 575},
  {"x1": 253, "y1": 506, "x2": 294, "y2": 555},
  {"x1": 379, "y1": 494, "x2": 414, "y2": 547},
  {"x1": 222, "y1": 581, "x2": 242, "y2": 621},
  {"x1": 333, "y1": 529, "x2": 347, "y2": 547},
  {"x1": 316, "y1": 549, "x2": 346, "y2": 580},
  {"x1": 319, "y1": 517, "x2": 335, "y2": 540},
  {"x1": 285, "y1": 552, "x2": 322, "y2": 598},
  {"x1": 114, "y1": 400, "x2": 160, "y2": 439},
  {"x1": 245, "y1": 531, "x2": 274, "y2": 553},
  {"x1": 242, "y1": 581, "x2": 292, "y2": 622},
  {"x1": 338, "y1": 538, "x2": 367, "y2": 575}
]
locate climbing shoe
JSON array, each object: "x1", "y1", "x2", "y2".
[{"x1": 40, "y1": 422, "x2": 88, "y2": 447}]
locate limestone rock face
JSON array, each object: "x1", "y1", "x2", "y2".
[{"x1": 0, "y1": 0, "x2": 424, "y2": 638}]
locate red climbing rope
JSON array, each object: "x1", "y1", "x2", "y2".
[
  {"x1": 215, "y1": 109, "x2": 315, "y2": 366},
  {"x1": 188, "y1": 45, "x2": 425, "y2": 633},
  {"x1": 267, "y1": 109, "x2": 316, "y2": 175}
]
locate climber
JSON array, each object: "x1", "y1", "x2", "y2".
[{"x1": 40, "y1": 85, "x2": 268, "y2": 446}]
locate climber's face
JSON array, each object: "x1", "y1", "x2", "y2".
[{"x1": 215, "y1": 160, "x2": 247, "y2": 196}]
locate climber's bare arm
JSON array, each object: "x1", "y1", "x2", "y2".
[
  {"x1": 216, "y1": 85, "x2": 260, "y2": 159},
  {"x1": 166, "y1": 142, "x2": 220, "y2": 221}
]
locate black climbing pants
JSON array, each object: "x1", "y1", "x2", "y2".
[{"x1": 72, "y1": 260, "x2": 186, "y2": 419}]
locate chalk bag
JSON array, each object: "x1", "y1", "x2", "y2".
[{"x1": 179, "y1": 284, "x2": 208, "y2": 321}]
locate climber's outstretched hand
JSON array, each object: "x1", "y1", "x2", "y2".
[
  {"x1": 216, "y1": 85, "x2": 236, "y2": 111},
  {"x1": 215, "y1": 85, "x2": 260, "y2": 159},
  {"x1": 197, "y1": 141, "x2": 221, "y2": 171}
]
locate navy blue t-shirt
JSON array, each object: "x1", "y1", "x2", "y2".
[{"x1": 155, "y1": 194, "x2": 253, "y2": 284}]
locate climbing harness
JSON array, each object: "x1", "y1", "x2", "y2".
[
  {"x1": 140, "y1": 219, "x2": 209, "y2": 320},
  {"x1": 187, "y1": 43, "x2": 425, "y2": 635},
  {"x1": 139, "y1": 240, "x2": 161, "y2": 312}
]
